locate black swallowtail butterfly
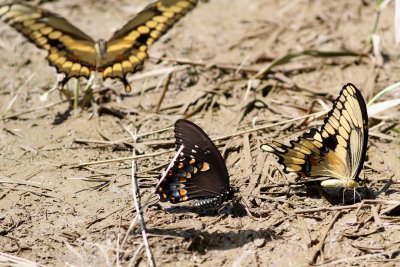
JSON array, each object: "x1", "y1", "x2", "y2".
[{"x1": 156, "y1": 119, "x2": 235, "y2": 207}]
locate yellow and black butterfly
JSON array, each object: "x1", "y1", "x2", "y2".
[
  {"x1": 0, "y1": 0, "x2": 197, "y2": 92},
  {"x1": 261, "y1": 83, "x2": 368, "y2": 188}
]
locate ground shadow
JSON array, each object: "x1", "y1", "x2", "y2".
[
  {"x1": 146, "y1": 227, "x2": 277, "y2": 253},
  {"x1": 163, "y1": 201, "x2": 248, "y2": 218}
]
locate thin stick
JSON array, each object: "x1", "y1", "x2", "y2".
[
  {"x1": 129, "y1": 65, "x2": 189, "y2": 81},
  {"x1": 153, "y1": 145, "x2": 184, "y2": 192},
  {"x1": 73, "y1": 149, "x2": 174, "y2": 167},
  {"x1": 316, "y1": 252, "x2": 386, "y2": 267},
  {"x1": 1, "y1": 99, "x2": 68, "y2": 120},
  {"x1": 293, "y1": 204, "x2": 365, "y2": 214},
  {"x1": 156, "y1": 72, "x2": 173, "y2": 113},
  {"x1": 0, "y1": 251, "x2": 46, "y2": 267},
  {"x1": 131, "y1": 159, "x2": 155, "y2": 267},
  {"x1": 3, "y1": 73, "x2": 35, "y2": 114},
  {"x1": 128, "y1": 243, "x2": 145, "y2": 267},
  {"x1": 74, "y1": 110, "x2": 326, "y2": 168},
  {"x1": 214, "y1": 110, "x2": 327, "y2": 141},
  {"x1": 0, "y1": 186, "x2": 61, "y2": 200},
  {"x1": 311, "y1": 211, "x2": 342, "y2": 264},
  {"x1": 73, "y1": 126, "x2": 174, "y2": 146}
]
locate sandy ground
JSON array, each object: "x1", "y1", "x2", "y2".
[{"x1": 0, "y1": 0, "x2": 400, "y2": 266}]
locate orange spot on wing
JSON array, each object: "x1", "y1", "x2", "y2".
[
  {"x1": 179, "y1": 189, "x2": 187, "y2": 196},
  {"x1": 201, "y1": 163, "x2": 210, "y2": 171}
]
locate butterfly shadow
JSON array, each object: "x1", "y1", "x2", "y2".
[
  {"x1": 145, "y1": 227, "x2": 278, "y2": 253},
  {"x1": 162, "y1": 201, "x2": 248, "y2": 218},
  {"x1": 299, "y1": 182, "x2": 374, "y2": 205}
]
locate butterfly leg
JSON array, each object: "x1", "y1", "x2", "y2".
[{"x1": 121, "y1": 78, "x2": 132, "y2": 93}]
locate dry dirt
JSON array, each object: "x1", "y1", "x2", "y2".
[{"x1": 1, "y1": 0, "x2": 400, "y2": 266}]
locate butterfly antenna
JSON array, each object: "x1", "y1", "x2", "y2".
[{"x1": 153, "y1": 145, "x2": 184, "y2": 192}]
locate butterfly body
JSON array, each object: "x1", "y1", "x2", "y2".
[
  {"x1": 261, "y1": 83, "x2": 368, "y2": 189},
  {"x1": 0, "y1": 0, "x2": 197, "y2": 92},
  {"x1": 156, "y1": 119, "x2": 235, "y2": 207}
]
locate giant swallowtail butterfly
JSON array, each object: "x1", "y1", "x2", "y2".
[
  {"x1": 261, "y1": 83, "x2": 368, "y2": 188},
  {"x1": 0, "y1": 0, "x2": 197, "y2": 92},
  {"x1": 156, "y1": 119, "x2": 235, "y2": 207}
]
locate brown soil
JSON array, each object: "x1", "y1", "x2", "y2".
[{"x1": 1, "y1": 0, "x2": 400, "y2": 266}]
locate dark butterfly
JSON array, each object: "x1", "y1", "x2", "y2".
[
  {"x1": 261, "y1": 83, "x2": 368, "y2": 188},
  {"x1": 0, "y1": 0, "x2": 197, "y2": 92},
  {"x1": 156, "y1": 119, "x2": 235, "y2": 207}
]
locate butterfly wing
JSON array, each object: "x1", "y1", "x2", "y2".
[
  {"x1": 156, "y1": 119, "x2": 230, "y2": 204},
  {"x1": 101, "y1": 0, "x2": 198, "y2": 92},
  {"x1": 261, "y1": 83, "x2": 368, "y2": 186},
  {"x1": 0, "y1": 3, "x2": 97, "y2": 85}
]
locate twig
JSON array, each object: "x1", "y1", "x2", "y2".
[
  {"x1": 0, "y1": 186, "x2": 61, "y2": 200},
  {"x1": 214, "y1": 110, "x2": 327, "y2": 141},
  {"x1": 251, "y1": 49, "x2": 362, "y2": 80},
  {"x1": 248, "y1": 194, "x2": 293, "y2": 204},
  {"x1": 315, "y1": 252, "x2": 386, "y2": 267},
  {"x1": 3, "y1": 73, "x2": 35, "y2": 114},
  {"x1": 0, "y1": 251, "x2": 46, "y2": 267},
  {"x1": 311, "y1": 211, "x2": 342, "y2": 264},
  {"x1": 130, "y1": 158, "x2": 155, "y2": 267},
  {"x1": 128, "y1": 243, "x2": 145, "y2": 267},
  {"x1": 293, "y1": 204, "x2": 364, "y2": 214},
  {"x1": 129, "y1": 65, "x2": 189, "y2": 81},
  {"x1": 0, "y1": 177, "x2": 52, "y2": 191},
  {"x1": 153, "y1": 56, "x2": 260, "y2": 74},
  {"x1": 126, "y1": 125, "x2": 155, "y2": 267},
  {"x1": 156, "y1": 72, "x2": 173, "y2": 113},
  {"x1": 153, "y1": 145, "x2": 184, "y2": 192},
  {"x1": 73, "y1": 149, "x2": 174, "y2": 167},
  {"x1": 73, "y1": 126, "x2": 174, "y2": 146},
  {"x1": 1, "y1": 99, "x2": 68, "y2": 120}
]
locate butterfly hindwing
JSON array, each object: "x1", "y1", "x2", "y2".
[
  {"x1": 0, "y1": 3, "x2": 96, "y2": 83},
  {"x1": 261, "y1": 83, "x2": 368, "y2": 188},
  {"x1": 157, "y1": 119, "x2": 232, "y2": 205},
  {"x1": 101, "y1": 0, "x2": 198, "y2": 91},
  {"x1": 0, "y1": 0, "x2": 197, "y2": 92}
]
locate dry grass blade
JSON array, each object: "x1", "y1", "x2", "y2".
[
  {"x1": 73, "y1": 149, "x2": 174, "y2": 167},
  {"x1": 0, "y1": 252, "x2": 46, "y2": 267},
  {"x1": 153, "y1": 145, "x2": 184, "y2": 192},
  {"x1": 130, "y1": 158, "x2": 155, "y2": 267},
  {"x1": 1, "y1": 99, "x2": 68, "y2": 120},
  {"x1": 215, "y1": 110, "x2": 327, "y2": 141},
  {"x1": 368, "y1": 80, "x2": 400, "y2": 106},
  {"x1": 311, "y1": 211, "x2": 342, "y2": 265},
  {"x1": 251, "y1": 50, "x2": 362, "y2": 80},
  {"x1": 3, "y1": 73, "x2": 35, "y2": 114},
  {"x1": 368, "y1": 98, "x2": 400, "y2": 117}
]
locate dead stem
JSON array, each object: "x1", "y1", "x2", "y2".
[
  {"x1": 73, "y1": 149, "x2": 174, "y2": 167},
  {"x1": 1, "y1": 99, "x2": 68, "y2": 120},
  {"x1": 311, "y1": 211, "x2": 342, "y2": 265},
  {"x1": 130, "y1": 158, "x2": 155, "y2": 267},
  {"x1": 0, "y1": 186, "x2": 61, "y2": 200},
  {"x1": 156, "y1": 72, "x2": 173, "y2": 113}
]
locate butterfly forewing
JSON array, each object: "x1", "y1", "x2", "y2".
[
  {"x1": 261, "y1": 83, "x2": 368, "y2": 187},
  {"x1": 319, "y1": 83, "x2": 368, "y2": 180},
  {"x1": 157, "y1": 119, "x2": 231, "y2": 204}
]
